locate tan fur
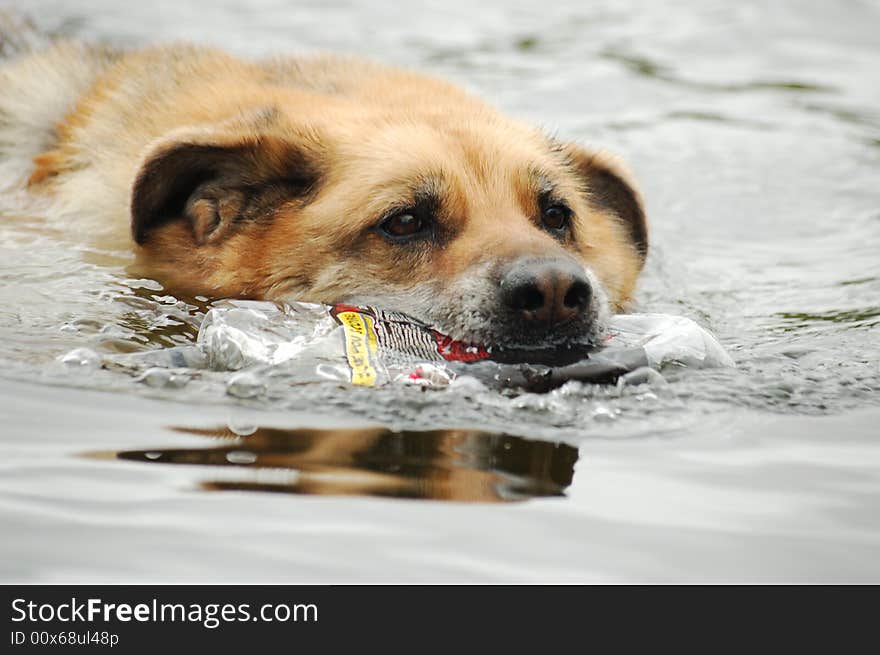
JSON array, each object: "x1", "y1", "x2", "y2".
[{"x1": 1, "y1": 42, "x2": 647, "y2": 338}]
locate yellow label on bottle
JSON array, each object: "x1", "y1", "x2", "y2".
[{"x1": 337, "y1": 311, "x2": 378, "y2": 386}]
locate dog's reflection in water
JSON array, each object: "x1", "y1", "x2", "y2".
[{"x1": 112, "y1": 426, "x2": 580, "y2": 503}]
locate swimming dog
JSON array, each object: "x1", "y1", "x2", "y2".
[{"x1": 0, "y1": 42, "x2": 647, "y2": 349}]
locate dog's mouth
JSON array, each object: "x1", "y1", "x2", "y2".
[
  {"x1": 487, "y1": 340, "x2": 600, "y2": 366},
  {"x1": 431, "y1": 318, "x2": 604, "y2": 366}
]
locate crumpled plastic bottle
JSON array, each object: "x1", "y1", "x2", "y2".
[{"x1": 108, "y1": 300, "x2": 733, "y2": 393}]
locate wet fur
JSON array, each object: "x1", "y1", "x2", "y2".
[{"x1": 0, "y1": 41, "x2": 647, "y2": 345}]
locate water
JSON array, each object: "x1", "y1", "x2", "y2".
[{"x1": 1, "y1": 0, "x2": 879, "y2": 582}]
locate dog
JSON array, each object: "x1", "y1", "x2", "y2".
[{"x1": 0, "y1": 41, "x2": 647, "y2": 349}]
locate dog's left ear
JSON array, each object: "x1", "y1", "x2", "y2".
[
  {"x1": 131, "y1": 113, "x2": 322, "y2": 245},
  {"x1": 562, "y1": 145, "x2": 648, "y2": 262}
]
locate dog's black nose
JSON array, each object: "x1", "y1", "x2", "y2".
[{"x1": 500, "y1": 257, "x2": 592, "y2": 325}]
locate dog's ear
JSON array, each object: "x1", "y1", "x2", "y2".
[
  {"x1": 131, "y1": 118, "x2": 321, "y2": 246},
  {"x1": 562, "y1": 144, "x2": 648, "y2": 262}
]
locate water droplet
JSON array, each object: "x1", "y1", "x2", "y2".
[
  {"x1": 225, "y1": 450, "x2": 257, "y2": 464},
  {"x1": 227, "y1": 413, "x2": 258, "y2": 436},
  {"x1": 134, "y1": 367, "x2": 189, "y2": 388},
  {"x1": 226, "y1": 371, "x2": 266, "y2": 398}
]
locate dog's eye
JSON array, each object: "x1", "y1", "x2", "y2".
[
  {"x1": 541, "y1": 203, "x2": 572, "y2": 232},
  {"x1": 379, "y1": 211, "x2": 430, "y2": 241}
]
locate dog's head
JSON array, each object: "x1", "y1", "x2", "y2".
[{"x1": 131, "y1": 100, "x2": 646, "y2": 349}]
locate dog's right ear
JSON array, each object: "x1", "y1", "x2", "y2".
[{"x1": 131, "y1": 119, "x2": 322, "y2": 245}]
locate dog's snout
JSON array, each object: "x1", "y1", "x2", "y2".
[{"x1": 500, "y1": 258, "x2": 592, "y2": 325}]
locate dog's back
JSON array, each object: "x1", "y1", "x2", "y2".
[{"x1": 0, "y1": 35, "x2": 119, "y2": 189}]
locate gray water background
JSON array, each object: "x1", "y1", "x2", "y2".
[{"x1": 0, "y1": 0, "x2": 879, "y2": 581}]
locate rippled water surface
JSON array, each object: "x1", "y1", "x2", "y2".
[{"x1": 1, "y1": 0, "x2": 879, "y2": 582}]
